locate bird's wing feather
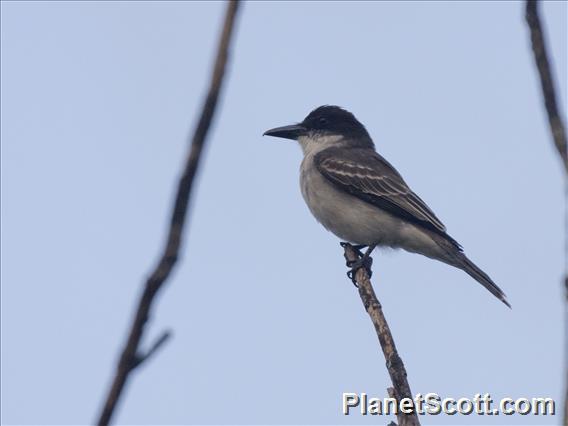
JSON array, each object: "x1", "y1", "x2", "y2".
[{"x1": 315, "y1": 147, "x2": 450, "y2": 237}]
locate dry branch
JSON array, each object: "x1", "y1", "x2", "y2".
[
  {"x1": 343, "y1": 244, "x2": 420, "y2": 426},
  {"x1": 525, "y1": 1, "x2": 568, "y2": 424},
  {"x1": 96, "y1": 2, "x2": 240, "y2": 425},
  {"x1": 525, "y1": 0, "x2": 568, "y2": 173}
]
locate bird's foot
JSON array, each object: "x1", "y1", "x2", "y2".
[
  {"x1": 340, "y1": 243, "x2": 376, "y2": 286},
  {"x1": 346, "y1": 255, "x2": 373, "y2": 285},
  {"x1": 340, "y1": 242, "x2": 367, "y2": 258}
]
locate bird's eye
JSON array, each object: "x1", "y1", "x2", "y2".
[{"x1": 318, "y1": 117, "x2": 328, "y2": 125}]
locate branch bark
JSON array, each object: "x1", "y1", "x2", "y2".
[
  {"x1": 343, "y1": 244, "x2": 420, "y2": 426},
  {"x1": 96, "y1": 2, "x2": 240, "y2": 425},
  {"x1": 525, "y1": 2, "x2": 568, "y2": 424},
  {"x1": 525, "y1": 0, "x2": 568, "y2": 173}
]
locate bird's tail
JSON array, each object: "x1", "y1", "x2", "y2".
[{"x1": 457, "y1": 254, "x2": 511, "y2": 308}]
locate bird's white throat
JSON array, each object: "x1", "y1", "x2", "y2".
[{"x1": 298, "y1": 133, "x2": 343, "y2": 157}]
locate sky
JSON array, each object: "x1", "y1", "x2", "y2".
[{"x1": 1, "y1": 1, "x2": 567, "y2": 425}]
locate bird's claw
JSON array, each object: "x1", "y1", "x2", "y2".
[
  {"x1": 346, "y1": 256, "x2": 373, "y2": 286},
  {"x1": 340, "y1": 242, "x2": 375, "y2": 286}
]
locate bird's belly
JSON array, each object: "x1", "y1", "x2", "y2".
[{"x1": 300, "y1": 167, "x2": 405, "y2": 246}]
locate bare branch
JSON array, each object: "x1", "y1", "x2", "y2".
[
  {"x1": 96, "y1": 2, "x2": 241, "y2": 425},
  {"x1": 525, "y1": 2, "x2": 568, "y2": 423},
  {"x1": 343, "y1": 243, "x2": 420, "y2": 426},
  {"x1": 525, "y1": 0, "x2": 568, "y2": 173}
]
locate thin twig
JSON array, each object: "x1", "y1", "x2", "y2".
[
  {"x1": 525, "y1": 2, "x2": 568, "y2": 424},
  {"x1": 343, "y1": 244, "x2": 420, "y2": 426},
  {"x1": 131, "y1": 330, "x2": 172, "y2": 369},
  {"x1": 96, "y1": 2, "x2": 240, "y2": 425},
  {"x1": 525, "y1": 0, "x2": 568, "y2": 173}
]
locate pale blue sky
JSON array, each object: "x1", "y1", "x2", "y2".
[{"x1": 1, "y1": 1, "x2": 567, "y2": 425}]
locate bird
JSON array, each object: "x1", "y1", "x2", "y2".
[{"x1": 263, "y1": 105, "x2": 510, "y2": 308}]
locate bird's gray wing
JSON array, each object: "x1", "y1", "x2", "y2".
[{"x1": 315, "y1": 147, "x2": 455, "y2": 242}]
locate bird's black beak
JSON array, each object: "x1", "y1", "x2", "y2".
[{"x1": 263, "y1": 124, "x2": 307, "y2": 140}]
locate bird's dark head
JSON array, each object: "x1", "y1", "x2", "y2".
[
  {"x1": 263, "y1": 105, "x2": 373, "y2": 150},
  {"x1": 301, "y1": 105, "x2": 370, "y2": 139}
]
